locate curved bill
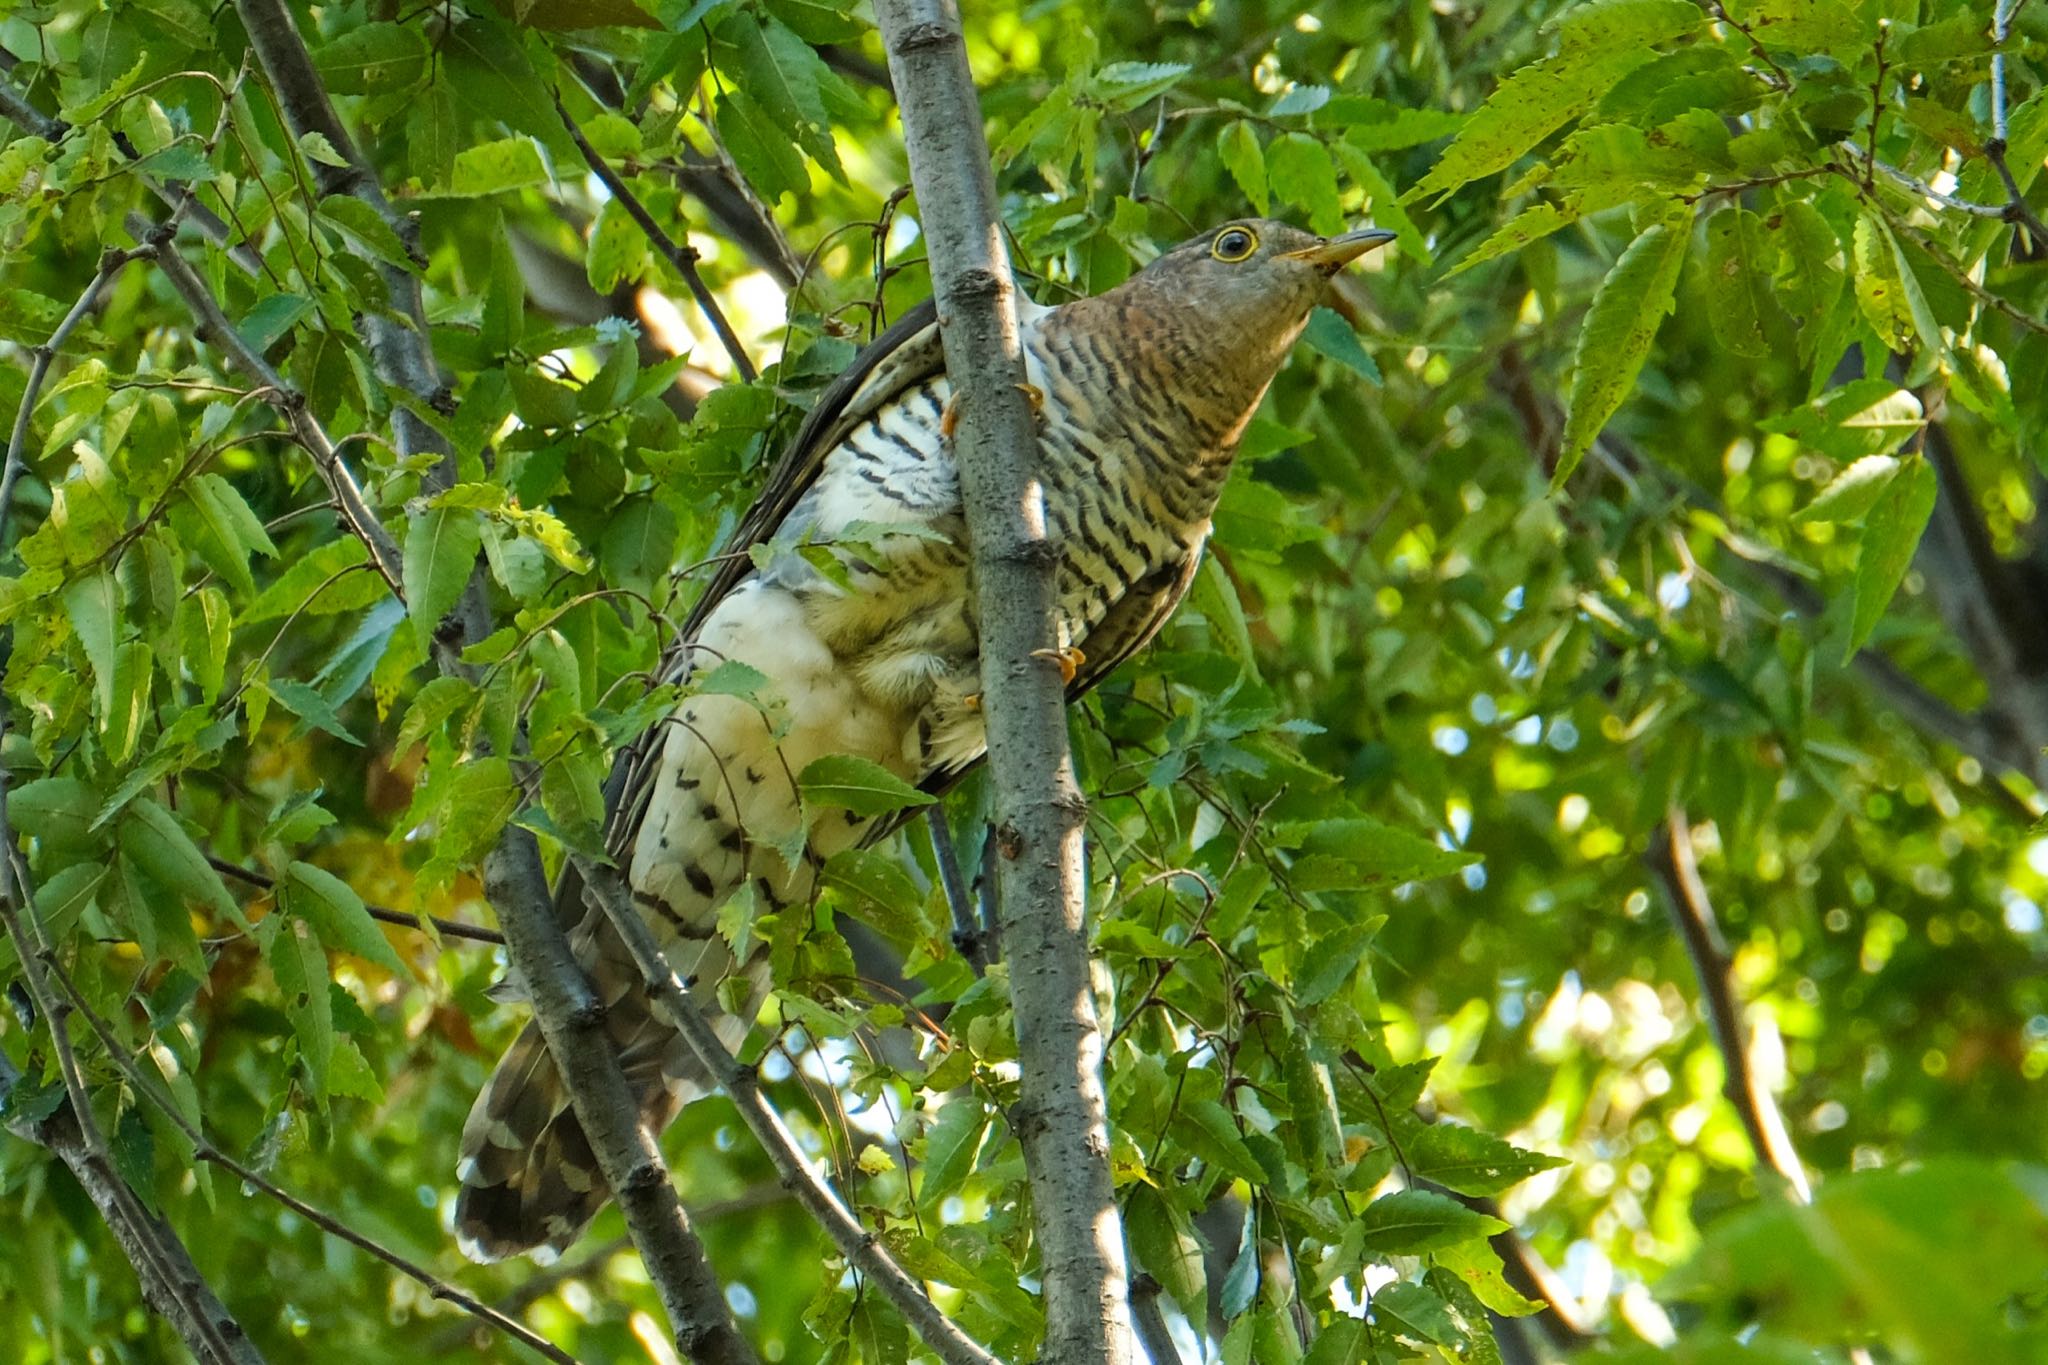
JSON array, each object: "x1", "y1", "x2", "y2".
[{"x1": 1281, "y1": 226, "x2": 1399, "y2": 268}]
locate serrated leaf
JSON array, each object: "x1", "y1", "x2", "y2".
[
  {"x1": 1285, "y1": 1035, "x2": 1343, "y2": 1170},
  {"x1": 240, "y1": 537, "x2": 379, "y2": 624},
  {"x1": 238, "y1": 293, "x2": 312, "y2": 354},
  {"x1": 721, "y1": 13, "x2": 842, "y2": 179},
  {"x1": 268, "y1": 680, "x2": 363, "y2": 746},
  {"x1": 1847, "y1": 454, "x2": 1937, "y2": 658},
  {"x1": 176, "y1": 472, "x2": 278, "y2": 595},
  {"x1": 797, "y1": 755, "x2": 934, "y2": 817},
  {"x1": 1764, "y1": 380, "x2": 1924, "y2": 462},
  {"x1": 1266, "y1": 133, "x2": 1344, "y2": 236},
  {"x1": 1852, "y1": 215, "x2": 1912, "y2": 348},
  {"x1": 1558, "y1": 217, "x2": 1687, "y2": 484},
  {"x1": 1408, "y1": 1124, "x2": 1568, "y2": 1196},
  {"x1": 1275, "y1": 817, "x2": 1477, "y2": 882},
  {"x1": 1794, "y1": 454, "x2": 1901, "y2": 525},
  {"x1": 715, "y1": 87, "x2": 808, "y2": 205},
  {"x1": 1301, "y1": 306, "x2": 1381, "y2": 383},
  {"x1": 820, "y1": 848, "x2": 926, "y2": 944},
  {"x1": 317, "y1": 196, "x2": 411, "y2": 270},
  {"x1": 587, "y1": 195, "x2": 651, "y2": 293},
  {"x1": 1726, "y1": 0, "x2": 1864, "y2": 57},
  {"x1": 1175, "y1": 1098, "x2": 1265, "y2": 1184},
  {"x1": 1705, "y1": 207, "x2": 1778, "y2": 358},
  {"x1": 263, "y1": 911, "x2": 333, "y2": 1096},
  {"x1": 1330, "y1": 142, "x2": 1429, "y2": 266},
  {"x1": 102, "y1": 641, "x2": 152, "y2": 764},
  {"x1": 918, "y1": 1095, "x2": 986, "y2": 1204},
  {"x1": 1374, "y1": 1280, "x2": 1463, "y2": 1346},
  {"x1": 447, "y1": 136, "x2": 549, "y2": 197},
  {"x1": 283, "y1": 861, "x2": 403, "y2": 972},
  {"x1": 1126, "y1": 1185, "x2": 1206, "y2": 1318},
  {"x1": 1217, "y1": 121, "x2": 1269, "y2": 215},
  {"x1": 118, "y1": 797, "x2": 242, "y2": 926},
  {"x1": 1357, "y1": 1188, "x2": 1508, "y2": 1254},
  {"x1": 62, "y1": 570, "x2": 120, "y2": 710},
  {"x1": 1771, "y1": 199, "x2": 1845, "y2": 361},
  {"x1": 1092, "y1": 60, "x2": 1190, "y2": 113},
  {"x1": 402, "y1": 504, "x2": 483, "y2": 644},
  {"x1": 316, "y1": 21, "x2": 428, "y2": 95}
]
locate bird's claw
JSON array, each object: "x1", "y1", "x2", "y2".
[
  {"x1": 1031, "y1": 646, "x2": 1086, "y2": 685},
  {"x1": 940, "y1": 395, "x2": 960, "y2": 441},
  {"x1": 1016, "y1": 382, "x2": 1046, "y2": 421}
]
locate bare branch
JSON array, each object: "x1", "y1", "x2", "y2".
[
  {"x1": 552, "y1": 89, "x2": 760, "y2": 383},
  {"x1": 1647, "y1": 809, "x2": 1812, "y2": 1202},
  {"x1": 871, "y1": 4, "x2": 1132, "y2": 1361},
  {"x1": 569, "y1": 855, "x2": 1001, "y2": 1365},
  {"x1": 1128, "y1": 1276, "x2": 1185, "y2": 1365},
  {"x1": 1986, "y1": 0, "x2": 2048, "y2": 249}
]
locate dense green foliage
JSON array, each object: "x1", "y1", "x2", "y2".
[{"x1": 4, "y1": 0, "x2": 2048, "y2": 1361}]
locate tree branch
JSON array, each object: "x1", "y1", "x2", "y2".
[
  {"x1": 1986, "y1": 0, "x2": 2048, "y2": 249},
  {"x1": 130, "y1": 214, "x2": 406, "y2": 599},
  {"x1": 869, "y1": 3, "x2": 1132, "y2": 1361},
  {"x1": 569, "y1": 856, "x2": 1001, "y2": 1365},
  {"x1": 482, "y1": 837, "x2": 756, "y2": 1364},
  {"x1": 21, "y1": 943, "x2": 583, "y2": 1365},
  {"x1": 173, "y1": 7, "x2": 755, "y2": 1353},
  {"x1": 552, "y1": 89, "x2": 759, "y2": 383},
  {"x1": 1128, "y1": 1275, "x2": 1185, "y2": 1365},
  {"x1": 1647, "y1": 809, "x2": 1812, "y2": 1202},
  {"x1": 926, "y1": 809, "x2": 991, "y2": 975}
]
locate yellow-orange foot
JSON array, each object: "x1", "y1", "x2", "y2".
[{"x1": 1030, "y1": 645, "x2": 1086, "y2": 686}]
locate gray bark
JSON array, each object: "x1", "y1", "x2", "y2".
[{"x1": 869, "y1": 3, "x2": 1135, "y2": 1361}]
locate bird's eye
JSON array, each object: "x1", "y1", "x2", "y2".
[{"x1": 1211, "y1": 227, "x2": 1258, "y2": 262}]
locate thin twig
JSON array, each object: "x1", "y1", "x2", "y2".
[
  {"x1": 552, "y1": 89, "x2": 758, "y2": 383},
  {"x1": 1704, "y1": 0, "x2": 1792, "y2": 92},
  {"x1": 204, "y1": 856, "x2": 505, "y2": 945},
  {"x1": 569, "y1": 856, "x2": 1002, "y2": 1365},
  {"x1": 1647, "y1": 810, "x2": 1812, "y2": 1202},
  {"x1": 926, "y1": 809, "x2": 989, "y2": 975},
  {"x1": 128, "y1": 213, "x2": 407, "y2": 597},
  {"x1": 34, "y1": 951, "x2": 583, "y2": 1365}
]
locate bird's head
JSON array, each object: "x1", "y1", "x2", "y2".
[{"x1": 1097, "y1": 218, "x2": 1395, "y2": 444}]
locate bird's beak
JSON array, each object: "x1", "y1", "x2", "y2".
[{"x1": 1281, "y1": 226, "x2": 1399, "y2": 269}]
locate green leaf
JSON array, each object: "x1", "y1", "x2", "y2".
[
  {"x1": 820, "y1": 848, "x2": 927, "y2": 944},
  {"x1": 1274, "y1": 817, "x2": 1478, "y2": 883},
  {"x1": 62, "y1": 570, "x2": 120, "y2": 710},
  {"x1": 1329, "y1": 142, "x2": 1429, "y2": 267},
  {"x1": 102, "y1": 641, "x2": 152, "y2": 764},
  {"x1": 1126, "y1": 1185, "x2": 1205, "y2": 1317},
  {"x1": 316, "y1": 197, "x2": 411, "y2": 270},
  {"x1": 587, "y1": 196, "x2": 650, "y2": 294},
  {"x1": 1847, "y1": 454, "x2": 1937, "y2": 658},
  {"x1": 447, "y1": 136, "x2": 549, "y2": 197},
  {"x1": 282, "y1": 861, "x2": 404, "y2": 972},
  {"x1": 316, "y1": 21, "x2": 428, "y2": 95},
  {"x1": 9, "y1": 777, "x2": 101, "y2": 849},
  {"x1": 1284, "y1": 1035, "x2": 1343, "y2": 1170},
  {"x1": 1372, "y1": 1280, "x2": 1463, "y2": 1347},
  {"x1": 1408, "y1": 1124, "x2": 1568, "y2": 1196},
  {"x1": 1301, "y1": 306, "x2": 1381, "y2": 383},
  {"x1": 1175, "y1": 1098, "x2": 1265, "y2": 1185},
  {"x1": 1725, "y1": 0, "x2": 1864, "y2": 58},
  {"x1": 1297, "y1": 922, "x2": 1375, "y2": 1005},
  {"x1": 240, "y1": 537, "x2": 379, "y2": 624},
  {"x1": 1794, "y1": 453, "x2": 1901, "y2": 525},
  {"x1": 918, "y1": 1095, "x2": 986, "y2": 1204},
  {"x1": 720, "y1": 13, "x2": 842, "y2": 179},
  {"x1": 1851, "y1": 216, "x2": 1912, "y2": 349},
  {"x1": 1704, "y1": 207, "x2": 1778, "y2": 358},
  {"x1": 797, "y1": 755, "x2": 934, "y2": 817},
  {"x1": 1266, "y1": 133, "x2": 1344, "y2": 236},
  {"x1": 1557, "y1": 217, "x2": 1687, "y2": 485},
  {"x1": 118, "y1": 797, "x2": 243, "y2": 927},
  {"x1": 1357, "y1": 1188, "x2": 1508, "y2": 1255},
  {"x1": 263, "y1": 910, "x2": 333, "y2": 1096},
  {"x1": 1763, "y1": 380, "x2": 1924, "y2": 462},
  {"x1": 1405, "y1": 44, "x2": 1659, "y2": 205},
  {"x1": 1545, "y1": 0, "x2": 1700, "y2": 54},
  {"x1": 175, "y1": 473, "x2": 278, "y2": 595},
  {"x1": 1771, "y1": 199, "x2": 1845, "y2": 361},
  {"x1": 402, "y1": 504, "x2": 483, "y2": 644},
  {"x1": 237, "y1": 293, "x2": 313, "y2": 354},
  {"x1": 715, "y1": 87, "x2": 808, "y2": 205},
  {"x1": 1091, "y1": 60, "x2": 1190, "y2": 113},
  {"x1": 1217, "y1": 121, "x2": 1269, "y2": 216}
]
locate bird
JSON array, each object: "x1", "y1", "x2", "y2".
[{"x1": 453, "y1": 217, "x2": 1396, "y2": 1262}]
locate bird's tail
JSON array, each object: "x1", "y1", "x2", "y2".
[{"x1": 452, "y1": 914, "x2": 750, "y2": 1263}]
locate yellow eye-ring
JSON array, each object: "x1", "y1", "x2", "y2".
[{"x1": 1211, "y1": 226, "x2": 1259, "y2": 262}]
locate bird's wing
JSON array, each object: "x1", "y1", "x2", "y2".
[
  {"x1": 597, "y1": 301, "x2": 948, "y2": 870},
  {"x1": 680, "y1": 299, "x2": 945, "y2": 638},
  {"x1": 1069, "y1": 544, "x2": 1204, "y2": 699}
]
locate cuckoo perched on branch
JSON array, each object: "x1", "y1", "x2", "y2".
[{"x1": 454, "y1": 217, "x2": 1395, "y2": 1261}]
